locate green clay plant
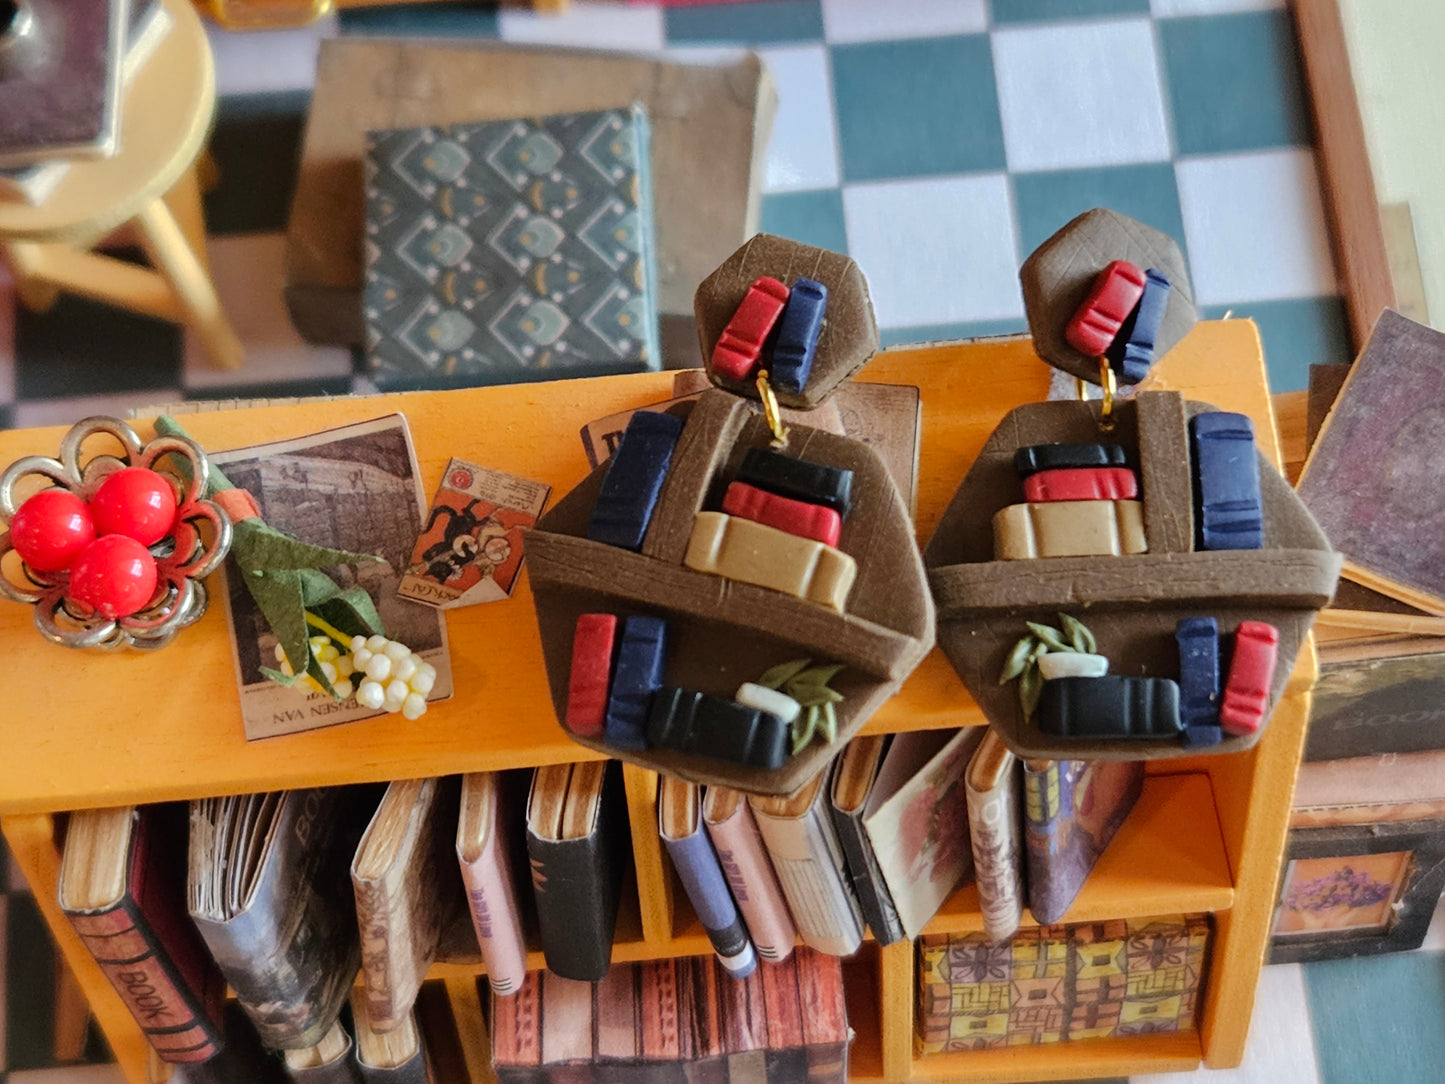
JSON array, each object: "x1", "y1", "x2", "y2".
[
  {"x1": 757, "y1": 658, "x2": 846, "y2": 754},
  {"x1": 998, "y1": 613, "x2": 1099, "y2": 718}
]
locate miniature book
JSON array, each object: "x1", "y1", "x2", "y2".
[
  {"x1": 701, "y1": 786, "x2": 797, "y2": 964},
  {"x1": 917, "y1": 914, "x2": 1209, "y2": 1051},
  {"x1": 455, "y1": 771, "x2": 529, "y2": 997},
  {"x1": 350, "y1": 987, "x2": 430, "y2": 1084},
  {"x1": 965, "y1": 730, "x2": 1024, "y2": 943},
  {"x1": 1024, "y1": 759, "x2": 1143, "y2": 925},
  {"x1": 0, "y1": 0, "x2": 126, "y2": 167},
  {"x1": 525, "y1": 760, "x2": 629, "y2": 982},
  {"x1": 59, "y1": 804, "x2": 226, "y2": 1064},
  {"x1": 1298, "y1": 310, "x2": 1445, "y2": 614},
  {"x1": 861, "y1": 727, "x2": 985, "y2": 941},
  {"x1": 491, "y1": 951, "x2": 848, "y2": 1083},
  {"x1": 363, "y1": 106, "x2": 660, "y2": 387},
  {"x1": 829, "y1": 735, "x2": 906, "y2": 946},
  {"x1": 206, "y1": 415, "x2": 454, "y2": 740},
  {"x1": 352, "y1": 776, "x2": 463, "y2": 1033},
  {"x1": 398, "y1": 458, "x2": 550, "y2": 608},
  {"x1": 748, "y1": 768, "x2": 865, "y2": 956},
  {"x1": 188, "y1": 787, "x2": 382, "y2": 1049}
]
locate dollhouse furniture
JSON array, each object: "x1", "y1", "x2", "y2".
[
  {"x1": 0, "y1": 321, "x2": 1311, "y2": 1082},
  {"x1": 0, "y1": 0, "x2": 243, "y2": 370}
]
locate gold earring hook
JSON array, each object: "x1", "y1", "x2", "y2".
[
  {"x1": 756, "y1": 371, "x2": 789, "y2": 448},
  {"x1": 1077, "y1": 357, "x2": 1117, "y2": 433}
]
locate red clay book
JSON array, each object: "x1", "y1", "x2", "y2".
[{"x1": 59, "y1": 805, "x2": 226, "y2": 1064}]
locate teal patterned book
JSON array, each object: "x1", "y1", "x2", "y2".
[{"x1": 363, "y1": 106, "x2": 661, "y2": 388}]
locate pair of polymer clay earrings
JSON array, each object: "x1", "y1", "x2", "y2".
[{"x1": 528, "y1": 212, "x2": 1341, "y2": 795}]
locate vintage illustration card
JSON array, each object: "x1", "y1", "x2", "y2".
[
  {"x1": 399, "y1": 459, "x2": 550, "y2": 608},
  {"x1": 209, "y1": 416, "x2": 454, "y2": 740}
]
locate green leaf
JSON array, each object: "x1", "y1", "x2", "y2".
[
  {"x1": 791, "y1": 706, "x2": 818, "y2": 755},
  {"x1": 999, "y1": 636, "x2": 1035, "y2": 684},
  {"x1": 790, "y1": 664, "x2": 845, "y2": 690},
  {"x1": 1019, "y1": 667, "x2": 1043, "y2": 718},
  {"x1": 1026, "y1": 621, "x2": 1070, "y2": 653},
  {"x1": 1060, "y1": 612, "x2": 1096, "y2": 654},
  {"x1": 820, "y1": 701, "x2": 838, "y2": 744},
  {"x1": 759, "y1": 659, "x2": 812, "y2": 691}
]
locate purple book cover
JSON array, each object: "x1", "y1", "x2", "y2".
[{"x1": 1023, "y1": 760, "x2": 1143, "y2": 925}]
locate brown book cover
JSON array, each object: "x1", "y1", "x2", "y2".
[
  {"x1": 285, "y1": 39, "x2": 775, "y2": 350},
  {"x1": 490, "y1": 971, "x2": 542, "y2": 1082},
  {"x1": 352, "y1": 776, "x2": 464, "y2": 1033},
  {"x1": 1292, "y1": 749, "x2": 1445, "y2": 827},
  {"x1": 188, "y1": 787, "x2": 380, "y2": 1050},
  {"x1": 795, "y1": 948, "x2": 850, "y2": 1083},
  {"x1": 59, "y1": 804, "x2": 226, "y2": 1063}
]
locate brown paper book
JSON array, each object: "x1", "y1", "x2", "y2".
[
  {"x1": 283, "y1": 1022, "x2": 360, "y2": 1084},
  {"x1": 352, "y1": 777, "x2": 464, "y2": 1034},
  {"x1": 1292, "y1": 749, "x2": 1445, "y2": 827},
  {"x1": 285, "y1": 39, "x2": 776, "y2": 349}
]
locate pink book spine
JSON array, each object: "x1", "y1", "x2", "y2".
[
  {"x1": 458, "y1": 823, "x2": 528, "y2": 997},
  {"x1": 705, "y1": 795, "x2": 797, "y2": 963}
]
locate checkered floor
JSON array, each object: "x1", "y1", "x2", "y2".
[{"x1": 0, "y1": 1, "x2": 1420, "y2": 1081}]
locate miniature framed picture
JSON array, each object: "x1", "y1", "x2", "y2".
[{"x1": 1269, "y1": 817, "x2": 1445, "y2": 963}]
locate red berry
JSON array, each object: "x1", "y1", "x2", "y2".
[
  {"x1": 9, "y1": 489, "x2": 96, "y2": 573},
  {"x1": 90, "y1": 467, "x2": 177, "y2": 546},
  {"x1": 69, "y1": 535, "x2": 159, "y2": 619}
]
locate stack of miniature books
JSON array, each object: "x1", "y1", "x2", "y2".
[{"x1": 0, "y1": 0, "x2": 172, "y2": 202}]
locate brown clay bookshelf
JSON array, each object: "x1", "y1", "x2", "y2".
[{"x1": 0, "y1": 321, "x2": 1312, "y2": 1083}]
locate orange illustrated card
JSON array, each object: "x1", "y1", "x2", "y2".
[{"x1": 398, "y1": 459, "x2": 551, "y2": 609}]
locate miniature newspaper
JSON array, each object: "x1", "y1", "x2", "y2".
[{"x1": 208, "y1": 415, "x2": 454, "y2": 740}]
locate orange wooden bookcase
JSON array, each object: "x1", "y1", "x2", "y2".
[{"x1": 0, "y1": 321, "x2": 1309, "y2": 1083}]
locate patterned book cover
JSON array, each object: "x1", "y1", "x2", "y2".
[
  {"x1": 1024, "y1": 759, "x2": 1144, "y2": 925},
  {"x1": 916, "y1": 914, "x2": 1210, "y2": 1053},
  {"x1": 363, "y1": 106, "x2": 661, "y2": 387}
]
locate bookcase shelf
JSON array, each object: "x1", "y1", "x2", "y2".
[{"x1": 0, "y1": 322, "x2": 1313, "y2": 1084}]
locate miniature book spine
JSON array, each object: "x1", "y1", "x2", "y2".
[
  {"x1": 604, "y1": 615, "x2": 667, "y2": 751},
  {"x1": 713, "y1": 277, "x2": 789, "y2": 381},
  {"x1": 1036, "y1": 675, "x2": 1183, "y2": 739},
  {"x1": 588, "y1": 411, "x2": 684, "y2": 551},
  {"x1": 355, "y1": 1049, "x2": 428, "y2": 1084},
  {"x1": 539, "y1": 972, "x2": 594, "y2": 1075},
  {"x1": 795, "y1": 948, "x2": 850, "y2": 1083},
  {"x1": 1013, "y1": 442, "x2": 1127, "y2": 476},
  {"x1": 828, "y1": 793, "x2": 907, "y2": 946},
  {"x1": 759, "y1": 947, "x2": 807, "y2": 1082},
  {"x1": 457, "y1": 806, "x2": 529, "y2": 998},
  {"x1": 749, "y1": 795, "x2": 864, "y2": 957},
  {"x1": 1190, "y1": 411, "x2": 1264, "y2": 550},
  {"x1": 965, "y1": 752, "x2": 1024, "y2": 943},
  {"x1": 647, "y1": 686, "x2": 789, "y2": 769},
  {"x1": 353, "y1": 778, "x2": 460, "y2": 1033},
  {"x1": 1176, "y1": 617, "x2": 1222, "y2": 748},
  {"x1": 683, "y1": 512, "x2": 857, "y2": 611},
  {"x1": 992, "y1": 499, "x2": 1147, "y2": 560},
  {"x1": 1023, "y1": 467, "x2": 1138, "y2": 503},
  {"x1": 1108, "y1": 268, "x2": 1171, "y2": 384},
  {"x1": 64, "y1": 904, "x2": 223, "y2": 1063},
  {"x1": 737, "y1": 448, "x2": 853, "y2": 517},
  {"x1": 770, "y1": 278, "x2": 828, "y2": 394},
  {"x1": 1065, "y1": 260, "x2": 1146, "y2": 356},
  {"x1": 660, "y1": 811, "x2": 758, "y2": 978},
  {"x1": 703, "y1": 792, "x2": 798, "y2": 964},
  {"x1": 721, "y1": 481, "x2": 843, "y2": 546},
  {"x1": 489, "y1": 972, "x2": 542, "y2": 1078},
  {"x1": 1220, "y1": 620, "x2": 1279, "y2": 736},
  {"x1": 566, "y1": 613, "x2": 618, "y2": 737}
]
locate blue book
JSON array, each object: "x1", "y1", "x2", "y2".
[
  {"x1": 588, "y1": 411, "x2": 684, "y2": 551},
  {"x1": 658, "y1": 778, "x2": 757, "y2": 978},
  {"x1": 1190, "y1": 411, "x2": 1264, "y2": 550},
  {"x1": 603, "y1": 615, "x2": 667, "y2": 751},
  {"x1": 769, "y1": 277, "x2": 827, "y2": 394},
  {"x1": 1108, "y1": 268, "x2": 1171, "y2": 384},
  {"x1": 1176, "y1": 617, "x2": 1223, "y2": 748}
]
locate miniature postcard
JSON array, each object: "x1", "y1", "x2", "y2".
[
  {"x1": 398, "y1": 459, "x2": 551, "y2": 609},
  {"x1": 208, "y1": 415, "x2": 454, "y2": 741}
]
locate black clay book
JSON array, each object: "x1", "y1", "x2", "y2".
[
  {"x1": 188, "y1": 787, "x2": 381, "y2": 1049},
  {"x1": 525, "y1": 760, "x2": 629, "y2": 982}
]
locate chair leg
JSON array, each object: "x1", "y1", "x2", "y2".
[
  {"x1": 135, "y1": 197, "x2": 243, "y2": 370},
  {"x1": 162, "y1": 162, "x2": 211, "y2": 278},
  {"x1": 2, "y1": 241, "x2": 60, "y2": 313}
]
